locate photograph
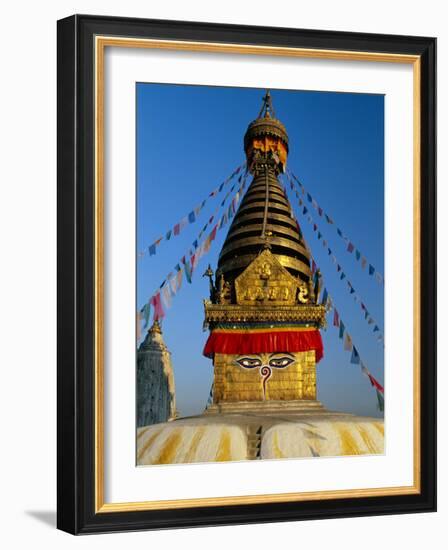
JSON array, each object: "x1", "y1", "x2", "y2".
[{"x1": 136, "y1": 85, "x2": 385, "y2": 466}]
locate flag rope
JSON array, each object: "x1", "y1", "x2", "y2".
[
  {"x1": 324, "y1": 290, "x2": 384, "y2": 412},
  {"x1": 281, "y1": 174, "x2": 384, "y2": 345},
  {"x1": 286, "y1": 168, "x2": 384, "y2": 286},
  {"x1": 138, "y1": 169, "x2": 249, "y2": 329},
  {"x1": 305, "y1": 249, "x2": 385, "y2": 412},
  {"x1": 139, "y1": 162, "x2": 245, "y2": 259}
]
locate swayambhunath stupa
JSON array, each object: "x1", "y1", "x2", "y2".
[{"x1": 137, "y1": 90, "x2": 384, "y2": 465}]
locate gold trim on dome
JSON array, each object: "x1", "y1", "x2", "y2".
[
  {"x1": 236, "y1": 200, "x2": 292, "y2": 215},
  {"x1": 227, "y1": 211, "x2": 299, "y2": 228},
  {"x1": 226, "y1": 223, "x2": 301, "y2": 242},
  {"x1": 204, "y1": 302, "x2": 326, "y2": 326},
  {"x1": 219, "y1": 254, "x2": 311, "y2": 277},
  {"x1": 219, "y1": 235, "x2": 309, "y2": 258},
  {"x1": 94, "y1": 34, "x2": 422, "y2": 513}
]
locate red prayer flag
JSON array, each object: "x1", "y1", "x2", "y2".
[
  {"x1": 333, "y1": 309, "x2": 340, "y2": 327},
  {"x1": 150, "y1": 292, "x2": 165, "y2": 321},
  {"x1": 368, "y1": 373, "x2": 384, "y2": 393}
]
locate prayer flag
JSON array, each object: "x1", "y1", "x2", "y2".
[
  {"x1": 140, "y1": 302, "x2": 151, "y2": 328},
  {"x1": 210, "y1": 224, "x2": 218, "y2": 242},
  {"x1": 318, "y1": 207, "x2": 323, "y2": 217},
  {"x1": 150, "y1": 292, "x2": 165, "y2": 320},
  {"x1": 176, "y1": 268, "x2": 183, "y2": 291},
  {"x1": 376, "y1": 389, "x2": 384, "y2": 412},
  {"x1": 166, "y1": 229, "x2": 172, "y2": 240},
  {"x1": 161, "y1": 285, "x2": 172, "y2": 308},
  {"x1": 339, "y1": 320, "x2": 345, "y2": 339},
  {"x1": 333, "y1": 309, "x2": 340, "y2": 327},
  {"x1": 369, "y1": 264, "x2": 375, "y2": 275},
  {"x1": 307, "y1": 193, "x2": 312, "y2": 203},
  {"x1": 347, "y1": 242, "x2": 354, "y2": 253},
  {"x1": 188, "y1": 211, "x2": 196, "y2": 223},
  {"x1": 136, "y1": 312, "x2": 141, "y2": 341},
  {"x1": 361, "y1": 257, "x2": 367, "y2": 269},
  {"x1": 368, "y1": 373, "x2": 384, "y2": 394},
  {"x1": 344, "y1": 333, "x2": 353, "y2": 351},
  {"x1": 350, "y1": 346, "x2": 360, "y2": 364},
  {"x1": 183, "y1": 259, "x2": 192, "y2": 283},
  {"x1": 355, "y1": 250, "x2": 361, "y2": 261},
  {"x1": 149, "y1": 244, "x2": 156, "y2": 256},
  {"x1": 322, "y1": 288, "x2": 328, "y2": 305},
  {"x1": 219, "y1": 213, "x2": 228, "y2": 229},
  {"x1": 173, "y1": 223, "x2": 180, "y2": 236}
]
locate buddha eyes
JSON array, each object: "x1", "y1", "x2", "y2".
[
  {"x1": 235, "y1": 356, "x2": 295, "y2": 369},
  {"x1": 268, "y1": 356, "x2": 295, "y2": 368},
  {"x1": 236, "y1": 357, "x2": 262, "y2": 368}
]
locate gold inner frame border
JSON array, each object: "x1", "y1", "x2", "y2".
[{"x1": 94, "y1": 35, "x2": 421, "y2": 513}]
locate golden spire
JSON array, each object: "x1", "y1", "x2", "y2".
[{"x1": 216, "y1": 91, "x2": 311, "y2": 291}]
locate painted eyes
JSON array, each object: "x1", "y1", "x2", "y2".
[
  {"x1": 235, "y1": 356, "x2": 295, "y2": 369},
  {"x1": 236, "y1": 357, "x2": 262, "y2": 368},
  {"x1": 268, "y1": 357, "x2": 295, "y2": 368}
]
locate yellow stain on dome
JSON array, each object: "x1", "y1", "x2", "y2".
[
  {"x1": 373, "y1": 422, "x2": 384, "y2": 436},
  {"x1": 137, "y1": 428, "x2": 163, "y2": 462},
  {"x1": 184, "y1": 427, "x2": 206, "y2": 463},
  {"x1": 337, "y1": 425, "x2": 362, "y2": 456},
  {"x1": 153, "y1": 430, "x2": 182, "y2": 464},
  {"x1": 215, "y1": 430, "x2": 231, "y2": 461},
  {"x1": 358, "y1": 426, "x2": 379, "y2": 454},
  {"x1": 272, "y1": 432, "x2": 285, "y2": 459}
]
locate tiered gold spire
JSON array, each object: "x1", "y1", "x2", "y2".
[{"x1": 216, "y1": 90, "x2": 312, "y2": 297}]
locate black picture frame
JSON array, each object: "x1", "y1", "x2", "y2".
[{"x1": 57, "y1": 14, "x2": 436, "y2": 534}]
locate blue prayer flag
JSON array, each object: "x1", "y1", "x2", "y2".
[{"x1": 351, "y1": 347, "x2": 360, "y2": 364}]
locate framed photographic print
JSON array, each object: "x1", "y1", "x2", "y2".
[{"x1": 57, "y1": 15, "x2": 436, "y2": 534}]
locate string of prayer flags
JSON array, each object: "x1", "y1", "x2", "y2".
[
  {"x1": 138, "y1": 170, "x2": 248, "y2": 326},
  {"x1": 361, "y1": 364, "x2": 384, "y2": 411},
  {"x1": 140, "y1": 162, "x2": 245, "y2": 258},
  {"x1": 286, "y1": 169, "x2": 384, "y2": 285},
  {"x1": 325, "y1": 288, "x2": 385, "y2": 411},
  {"x1": 284, "y1": 185, "x2": 385, "y2": 345}
]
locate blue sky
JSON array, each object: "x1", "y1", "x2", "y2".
[{"x1": 137, "y1": 83, "x2": 384, "y2": 418}]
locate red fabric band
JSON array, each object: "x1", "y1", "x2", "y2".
[{"x1": 203, "y1": 329, "x2": 323, "y2": 362}]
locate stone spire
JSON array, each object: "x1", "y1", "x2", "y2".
[{"x1": 137, "y1": 320, "x2": 176, "y2": 427}]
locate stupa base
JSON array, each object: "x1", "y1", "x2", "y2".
[{"x1": 204, "y1": 399, "x2": 326, "y2": 415}]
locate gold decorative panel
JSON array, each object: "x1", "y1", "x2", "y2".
[{"x1": 234, "y1": 249, "x2": 305, "y2": 306}]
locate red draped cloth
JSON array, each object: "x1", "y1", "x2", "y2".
[{"x1": 203, "y1": 328, "x2": 323, "y2": 362}]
